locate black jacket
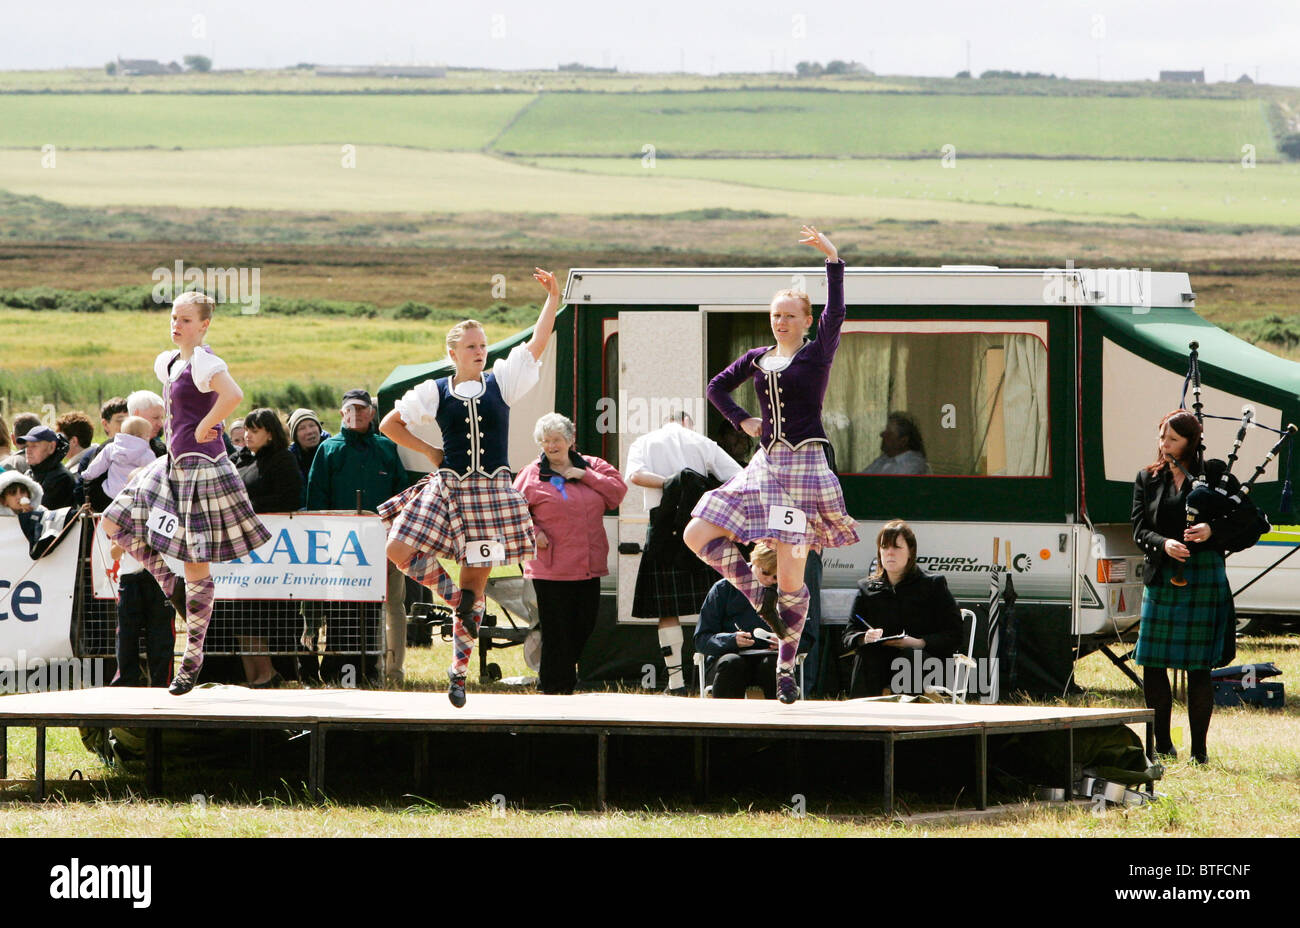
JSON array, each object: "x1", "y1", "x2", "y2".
[
  {"x1": 30, "y1": 437, "x2": 75, "y2": 510},
  {"x1": 1131, "y1": 459, "x2": 1269, "y2": 586},
  {"x1": 842, "y1": 569, "x2": 963, "y2": 658},
  {"x1": 235, "y1": 446, "x2": 303, "y2": 514},
  {"x1": 645, "y1": 468, "x2": 721, "y2": 569}
]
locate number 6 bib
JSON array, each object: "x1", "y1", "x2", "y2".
[{"x1": 465, "y1": 539, "x2": 505, "y2": 565}]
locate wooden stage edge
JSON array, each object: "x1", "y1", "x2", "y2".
[{"x1": 0, "y1": 687, "x2": 1154, "y2": 815}]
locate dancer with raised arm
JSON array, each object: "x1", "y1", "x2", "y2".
[
  {"x1": 380, "y1": 269, "x2": 560, "y2": 707},
  {"x1": 684, "y1": 226, "x2": 860, "y2": 704},
  {"x1": 101, "y1": 291, "x2": 272, "y2": 696}
]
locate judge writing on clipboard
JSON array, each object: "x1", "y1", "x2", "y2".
[{"x1": 842, "y1": 520, "x2": 964, "y2": 697}]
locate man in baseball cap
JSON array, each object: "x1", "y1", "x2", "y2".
[
  {"x1": 304, "y1": 387, "x2": 411, "y2": 687},
  {"x1": 17, "y1": 425, "x2": 75, "y2": 510}
]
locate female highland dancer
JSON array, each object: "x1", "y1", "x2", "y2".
[
  {"x1": 684, "y1": 225, "x2": 860, "y2": 704},
  {"x1": 102, "y1": 291, "x2": 272, "y2": 696},
  {"x1": 379, "y1": 269, "x2": 559, "y2": 708}
]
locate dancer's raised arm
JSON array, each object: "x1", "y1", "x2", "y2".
[{"x1": 526, "y1": 268, "x2": 561, "y2": 362}]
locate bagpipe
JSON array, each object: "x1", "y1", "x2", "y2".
[{"x1": 1166, "y1": 341, "x2": 1296, "y2": 586}]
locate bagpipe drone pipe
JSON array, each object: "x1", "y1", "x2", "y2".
[{"x1": 1167, "y1": 342, "x2": 1295, "y2": 586}]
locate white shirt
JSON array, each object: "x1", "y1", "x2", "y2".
[
  {"x1": 625, "y1": 422, "x2": 742, "y2": 512},
  {"x1": 865, "y1": 450, "x2": 932, "y2": 475},
  {"x1": 153, "y1": 348, "x2": 229, "y2": 392},
  {"x1": 393, "y1": 343, "x2": 541, "y2": 440}
]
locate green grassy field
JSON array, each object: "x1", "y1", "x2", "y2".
[
  {"x1": 0, "y1": 147, "x2": 1094, "y2": 222},
  {"x1": 529, "y1": 156, "x2": 1300, "y2": 225},
  {"x1": 2, "y1": 631, "x2": 1298, "y2": 836},
  {"x1": 0, "y1": 91, "x2": 1281, "y2": 163},
  {"x1": 0, "y1": 94, "x2": 529, "y2": 150},
  {"x1": 11, "y1": 143, "x2": 1296, "y2": 226},
  {"x1": 497, "y1": 92, "x2": 1278, "y2": 160}
]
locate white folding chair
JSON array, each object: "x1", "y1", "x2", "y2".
[
  {"x1": 922, "y1": 608, "x2": 978, "y2": 704},
  {"x1": 694, "y1": 649, "x2": 805, "y2": 698}
]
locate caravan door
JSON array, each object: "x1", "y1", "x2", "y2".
[{"x1": 615, "y1": 310, "x2": 707, "y2": 624}]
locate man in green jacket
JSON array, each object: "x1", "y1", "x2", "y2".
[{"x1": 306, "y1": 389, "x2": 414, "y2": 686}]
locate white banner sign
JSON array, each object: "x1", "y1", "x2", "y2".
[
  {"x1": 0, "y1": 513, "x2": 78, "y2": 662},
  {"x1": 91, "y1": 513, "x2": 388, "y2": 602}
]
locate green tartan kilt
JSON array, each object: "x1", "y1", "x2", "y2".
[{"x1": 1136, "y1": 550, "x2": 1235, "y2": 670}]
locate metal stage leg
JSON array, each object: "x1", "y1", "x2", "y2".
[
  {"x1": 309, "y1": 726, "x2": 326, "y2": 802},
  {"x1": 596, "y1": 731, "x2": 608, "y2": 811},
  {"x1": 692, "y1": 736, "x2": 710, "y2": 803},
  {"x1": 0, "y1": 725, "x2": 7, "y2": 779},
  {"x1": 145, "y1": 729, "x2": 163, "y2": 794},
  {"x1": 975, "y1": 731, "x2": 988, "y2": 811},
  {"x1": 1063, "y1": 727, "x2": 1074, "y2": 797},
  {"x1": 882, "y1": 736, "x2": 895, "y2": 817},
  {"x1": 250, "y1": 730, "x2": 266, "y2": 781},
  {"x1": 34, "y1": 726, "x2": 46, "y2": 802},
  {"x1": 414, "y1": 734, "x2": 430, "y2": 793}
]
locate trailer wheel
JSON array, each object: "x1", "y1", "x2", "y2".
[
  {"x1": 484, "y1": 662, "x2": 502, "y2": 682},
  {"x1": 1236, "y1": 615, "x2": 1266, "y2": 636}
]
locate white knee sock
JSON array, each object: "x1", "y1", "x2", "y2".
[{"x1": 658, "y1": 624, "x2": 684, "y2": 691}]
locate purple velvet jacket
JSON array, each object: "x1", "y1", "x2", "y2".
[{"x1": 707, "y1": 259, "x2": 846, "y2": 453}]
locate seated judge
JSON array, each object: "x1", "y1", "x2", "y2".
[{"x1": 842, "y1": 519, "x2": 962, "y2": 697}]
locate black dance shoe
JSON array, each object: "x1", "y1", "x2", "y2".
[
  {"x1": 166, "y1": 578, "x2": 187, "y2": 618},
  {"x1": 758, "y1": 586, "x2": 788, "y2": 639},
  {"x1": 448, "y1": 671, "x2": 467, "y2": 708},
  {"x1": 168, "y1": 669, "x2": 196, "y2": 696},
  {"x1": 777, "y1": 671, "x2": 800, "y2": 705},
  {"x1": 455, "y1": 597, "x2": 483, "y2": 638}
]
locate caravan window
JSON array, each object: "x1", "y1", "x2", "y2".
[{"x1": 715, "y1": 317, "x2": 1050, "y2": 477}]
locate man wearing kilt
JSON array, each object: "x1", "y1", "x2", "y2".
[
  {"x1": 684, "y1": 225, "x2": 860, "y2": 704},
  {"x1": 379, "y1": 269, "x2": 560, "y2": 707},
  {"x1": 1133, "y1": 409, "x2": 1260, "y2": 765},
  {"x1": 626, "y1": 412, "x2": 742, "y2": 694},
  {"x1": 102, "y1": 291, "x2": 272, "y2": 696}
]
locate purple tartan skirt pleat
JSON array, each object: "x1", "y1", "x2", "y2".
[
  {"x1": 103, "y1": 453, "x2": 271, "y2": 563},
  {"x1": 690, "y1": 443, "x2": 859, "y2": 549}
]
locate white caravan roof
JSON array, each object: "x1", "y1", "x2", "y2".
[{"x1": 563, "y1": 266, "x2": 1195, "y2": 309}]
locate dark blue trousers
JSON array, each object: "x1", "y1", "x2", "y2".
[{"x1": 113, "y1": 572, "x2": 175, "y2": 687}]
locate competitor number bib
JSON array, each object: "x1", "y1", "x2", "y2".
[
  {"x1": 465, "y1": 539, "x2": 505, "y2": 565},
  {"x1": 767, "y1": 505, "x2": 807, "y2": 535}
]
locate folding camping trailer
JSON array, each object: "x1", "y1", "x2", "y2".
[{"x1": 378, "y1": 265, "x2": 1300, "y2": 695}]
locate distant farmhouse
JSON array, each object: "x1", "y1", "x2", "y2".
[
  {"x1": 1159, "y1": 69, "x2": 1205, "y2": 83},
  {"x1": 315, "y1": 66, "x2": 446, "y2": 78},
  {"x1": 115, "y1": 57, "x2": 182, "y2": 76}
]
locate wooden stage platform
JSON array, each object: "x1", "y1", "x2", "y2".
[{"x1": 0, "y1": 688, "x2": 1153, "y2": 814}]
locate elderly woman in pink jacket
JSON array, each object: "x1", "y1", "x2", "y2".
[{"x1": 513, "y1": 413, "x2": 627, "y2": 694}]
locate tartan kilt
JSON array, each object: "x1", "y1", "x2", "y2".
[
  {"x1": 379, "y1": 469, "x2": 535, "y2": 567},
  {"x1": 1135, "y1": 550, "x2": 1235, "y2": 670},
  {"x1": 690, "y1": 443, "x2": 860, "y2": 548},
  {"x1": 103, "y1": 453, "x2": 271, "y2": 563},
  {"x1": 631, "y1": 519, "x2": 720, "y2": 618}
]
